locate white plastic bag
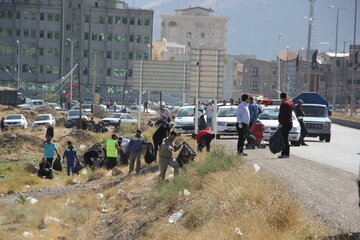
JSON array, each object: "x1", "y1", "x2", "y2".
[{"x1": 168, "y1": 209, "x2": 184, "y2": 223}]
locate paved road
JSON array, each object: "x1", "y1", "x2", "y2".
[{"x1": 291, "y1": 124, "x2": 360, "y2": 175}]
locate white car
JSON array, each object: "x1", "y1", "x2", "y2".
[
  {"x1": 174, "y1": 106, "x2": 195, "y2": 134},
  {"x1": 4, "y1": 114, "x2": 28, "y2": 129},
  {"x1": 127, "y1": 106, "x2": 157, "y2": 114},
  {"x1": 32, "y1": 114, "x2": 56, "y2": 128},
  {"x1": 216, "y1": 106, "x2": 238, "y2": 139},
  {"x1": 101, "y1": 113, "x2": 137, "y2": 126},
  {"x1": 259, "y1": 106, "x2": 301, "y2": 145},
  {"x1": 108, "y1": 105, "x2": 125, "y2": 112},
  {"x1": 18, "y1": 99, "x2": 45, "y2": 109},
  {"x1": 47, "y1": 102, "x2": 62, "y2": 110}
]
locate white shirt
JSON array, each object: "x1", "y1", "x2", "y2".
[
  {"x1": 236, "y1": 102, "x2": 250, "y2": 124},
  {"x1": 160, "y1": 108, "x2": 170, "y2": 119},
  {"x1": 205, "y1": 105, "x2": 214, "y2": 118}
]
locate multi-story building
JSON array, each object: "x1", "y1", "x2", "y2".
[
  {"x1": 0, "y1": 0, "x2": 153, "y2": 100},
  {"x1": 160, "y1": 6, "x2": 230, "y2": 54}
]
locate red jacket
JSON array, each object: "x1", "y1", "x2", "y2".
[
  {"x1": 196, "y1": 129, "x2": 213, "y2": 143},
  {"x1": 278, "y1": 99, "x2": 293, "y2": 124}
]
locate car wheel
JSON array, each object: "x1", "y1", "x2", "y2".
[
  {"x1": 216, "y1": 134, "x2": 220, "y2": 139},
  {"x1": 319, "y1": 136, "x2": 325, "y2": 141},
  {"x1": 325, "y1": 134, "x2": 331, "y2": 143}
]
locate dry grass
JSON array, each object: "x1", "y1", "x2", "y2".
[
  {"x1": 332, "y1": 112, "x2": 360, "y2": 122},
  {"x1": 87, "y1": 168, "x2": 109, "y2": 182}
]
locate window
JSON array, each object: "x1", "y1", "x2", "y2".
[
  {"x1": 29, "y1": 65, "x2": 35, "y2": 73},
  {"x1": 92, "y1": 33, "x2": 98, "y2": 41},
  {"x1": 39, "y1": 30, "x2": 44, "y2": 38},
  {"x1": 107, "y1": 33, "x2": 112, "y2": 41},
  {"x1": 31, "y1": 29, "x2": 36, "y2": 38},
  {"x1": 0, "y1": 11, "x2": 5, "y2": 19},
  {"x1": 130, "y1": 17, "x2": 135, "y2": 25},
  {"x1": 47, "y1": 13, "x2": 54, "y2": 21},
  {"x1": 99, "y1": 16, "x2": 105, "y2": 24},
  {"x1": 16, "y1": 29, "x2": 20, "y2": 37},
  {"x1": 201, "y1": 33, "x2": 205, "y2": 38},
  {"x1": 55, "y1": 13, "x2": 60, "y2": 21},
  {"x1": 114, "y1": 51, "x2": 120, "y2": 60},
  {"x1": 47, "y1": 31, "x2": 53, "y2": 39},
  {"x1": 83, "y1": 50, "x2": 88, "y2": 58},
  {"x1": 122, "y1": 17, "x2": 128, "y2": 24},
  {"x1": 23, "y1": 29, "x2": 30, "y2": 38},
  {"x1": 39, "y1": 48, "x2": 44, "y2": 56},
  {"x1": 107, "y1": 68, "x2": 111, "y2": 76},
  {"x1": 196, "y1": 22, "x2": 204, "y2": 28},
  {"x1": 120, "y1": 51, "x2": 127, "y2": 60},
  {"x1": 39, "y1": 65, "x2": 43, "y2": 73},
  {"x1": 16, "y1": 11, "x2": 21, "y2": 19},
  {"x1": 136, "y1": 35, "x2": 142, "y2": 43},
  {"x1": 7, "y1": 29, "x2": 12, "y2": 37},
  {"x1": 250, "y1": 68, "x2": 258, "y2": 76},
  {"x1": 169, "y1": 21, "x2": 177, "y2": 27},
  {"x1": 143, "y1": 52, "x2": 149, "y2": 60},
  {"x1": 67, "y1": 0, "x2": 72, "y2": 8},
  {"x1": 137, "y1": 17, "x2": 143, "y2": 26},
  {"x1": 108, "y1": 16, "x2": 112, "y2": 24},
  {"x1": 23, "y1": 64, "x2": 29, "y2": 73},
  {"x1": 128, "y1": 52, "x2": 133, "y2": 59},
  {"x1": 95, "y1": 1, "x2": 98, "y2": 7},
  {"x1": 54, "y1": 31, "x2": 60, "y2": 39},
  {"x1": 52, "y1": 66, "x2": 59, "y2": 74},
  {"x1": 115, "y1": 16, "x2": 121, "y2": 24},
  {"x1": 66, "y1": 23, "x2": 71, "y2": 30},
  {"x1": 85, "y1": 15, "x2": 89, "y2": 23},
  {"x1": 76, "y1": 23, "x2": 80, "y2": 31},
  {"x1": 92, "y1": 16, "x2": 99, "y2": 24},
  {"x1": 46, "y1": 65, "x2": 52, "y2": 73},
  {"x1": 47, "y1": 48, "x2": 54, "y2": 56},
  {"x1": 115, "y1": 34, "x2": 128, "y2": 42},
  {"x1": 143, "y1": 36, "x2": 150, "y2": 44},
  {"x1": 98, "y1": 33, "x2": 105, "y2": 41},
  {"x1": 7, "y1": 11, "x2": 13, "y2": 19},
  {"x1": 40, "y1": 12, "x2": 44, "y2": 21},
  {"x1": 144, "y1": 18, "x2": 150, "y2": 26},
  {"x1": 31, "y1": 12, "x2": 37, "y2": 20},
  {"x1": 23, "y1": 11, "x2": 29, "y2": 20},
  {"x1": 250, "y1": 82, "x2": 258, "y2": 90},
  {"x1": 83, "y1": 67, "x2": 88, "y2": 75},
  {"x1": 107, "y1": 51, "x2": 112, "y2": 59},
  {"x1": 136, "y1": 52, "x2": 142, "y2": 60},
  {"x1": 272, "y1": 69, "x2": 277, "y2": 76},
  {"x1": 84, "y1": 32, "x2": 89, "y2": 40},
  {"x1": 129, "y1": 35, "x2": 134, "y2": 42}
]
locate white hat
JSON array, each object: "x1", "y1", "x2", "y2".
[{"x1": 208, "y1": 99, "x2": 212, "y2": 103}]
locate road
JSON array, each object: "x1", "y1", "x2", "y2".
[{"x1": 216, "y1": 124, "x2": 360, "y2": 233}]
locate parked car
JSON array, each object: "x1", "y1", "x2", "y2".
[
  {"x1": 174, "y1": 106, "x2": 195, "y2": 134},
  {"x1": 301, "y1": 104, "x2": 331, "y2": 142},
  {"x1": 216, "y1": 106, "x2": 238, "y2": 139},
  {"x1": 127, "y1": 106, "x2": 157, "y2": 114},
  {"x1": 259, "y1": 106, "x2": 301, "y2": 145},
  {"x1": 18, "y1": 99, "x2": 45, "y2": 109},
  {"x1": 47, "y1": 102, "x2": 62, "y2": 110},
  {"x1": 4, "y1": 114, "x2": 28, "y2": 129},
  {"x1": 33, "y1": 114, "x2": 56, "y2": 128},
  {"x1": 108, "y1": 105, "x2": 125, "y2": 112},
  {"x1": 101, "y1": 113, "x2": 137, "y2": 126},
  {"x1": 64, "y1": 109, "x2": 88, "y2": 128}
]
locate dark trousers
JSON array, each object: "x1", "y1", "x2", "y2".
[
  {"x1": 84, "y1": 156, "x2": 93, "y2": 167},
  {"x1": 46, "y1": 157, "x2": 54, "y2": 167},
  {"x1": 198, "y1": 133, "x2": 215, "y2": 152},
  {"x1": 106, "y1": 157, "x2": 117, "y2": 169},
  {"x1": 236, "y1": 123, "x2": 249, "y2": 154},
  {"x1": 281, "y1": 122, "x2": 293, "y2": 156}
]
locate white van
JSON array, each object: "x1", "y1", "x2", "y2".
[{"x1": 18, "y1": 100, "x2": 45, "y2": 109}]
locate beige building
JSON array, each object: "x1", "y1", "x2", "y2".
[
  {"x1": 160, "y1": 6, "x2": 230, "y2": 53},
  {"x1": 152, "y1": 38, "x2": 188, "y2": 61}
]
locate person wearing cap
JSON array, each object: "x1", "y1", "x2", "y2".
[
  {"x1": 159, "y1": 107, "x2": 171, "y2": 122},
  {"x1": 205, "y1": 100, "x2": 214, "y2": 129},
  {"x1": 63, "y1": 141, "x2": 79, "y2": 176},
  {"x1": 294, "y1": 99, "x2": 308, "y2": 146},
  {"x1": 158, "y1": 131, "x2": 182, "y2": 180},
  {"x1": 105, "y1": 134, "x2": 121, "y2": 169},
  {"x1": 127, "y1": 129, "x2": 149, "y2": 174},
  {"x1": 43, "y1": 138, "x2": 60, "y2": 167}
]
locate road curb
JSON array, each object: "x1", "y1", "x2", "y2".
[{"x1": 330, "y1": 117, "x2": 360, "y2": 130}]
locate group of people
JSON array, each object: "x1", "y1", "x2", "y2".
[{"x1": 235, "y1": 92, "x2": 308, "y2": 158}]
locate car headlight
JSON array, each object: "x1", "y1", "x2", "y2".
[
  {"x1": 323, "y1": 122, "x2": 331, "y2": 129},
  {"x1": 217, "y1": 122, "x2": 226, "y2": 126}
]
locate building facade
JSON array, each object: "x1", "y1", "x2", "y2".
[
  {"x1": 160, "y1": 7, "x2": 230, "y2": 54},
  {"x1": 0, "y1": 0, "x2": 153, "y2": 100}
]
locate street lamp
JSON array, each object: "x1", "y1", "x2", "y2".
[
  {"x1": 67, "y1": 38, "x2": 74, "y2": 102},
  {"x1": 16, "y1": 40, "x2": 20, "y2": 91},
  {"x1": 329, "y1": 5, "x2": 348, "y2": 108}
]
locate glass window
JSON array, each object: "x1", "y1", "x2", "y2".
[
  {"x1": 46, "y1": 65, "x2": 52, "y2": 73},
  {"x1": 16, "y1": 29, "x2": 21, "y2": 37},
  {"x1": 39, "y1": 65, "x2": 43, "y2": 73},
  {"x1": 40, "y1": 12, "x2": 44, "y2": 21},
  {"x1": 6, "y1": 46, "x2": 14, "y2": 55},
  {"x1": 136, "y1": 52, "x2": 142, "y2": 60},
  {"x1": 137, "y1": 17, "x2": 143, "y2": 26},
  {"x1": 47, "y1": 31, "x2": 53, "y2": 39},
  {"x1": 92, "y1": 16, "x2": 99, "y2": 24},
  {"x1": 115, "y1": 16, "x2": 121, "y2": 24},
  {"x1": 143, "y1": 52, "x2": 149, "y2": 60},
  {"x1": 129, "y1": 35, "x2": 134, "y2": 42},
  {"x1": 120, "y1": 51, "x2": 127, "y2": 60},
  {"x1": 55, "y1": 13, "x2": 60, "y2": 21},
  {"x1": 55, "y1": 48, "x2": 60, "y2": 56},
  {"x1": 98, "y1": 50, "x2": 104, "y2": 59},
  {"x1": 0, "y1": 11, "x2": 5, "y2": 19},
  {"x1": 108, "y1": 16, "x2": 112, "y2": 24},
  {"x1": 115, "y1": 34, "x2": 128, "y2": 42},
  {"x1": 144, "y1": 18, "x2": 151, "y2": 26},
  {"x1": 7, "y1": 11, "x2": 13, "y2": 19},
  {"x1": 99, "y1": 16, "x2": 105, "y2": 24},
  {"x1": 31, "y1": 12, "x2": 37, "y2": 21},
  {"x1": 169, "y1": 21, "x2": 177, "y2": 27},
  {"x1": 143, "y1": 36, "x2": 150, "y2": 44},
  {"x1": 92, "y1": 33, "x2": 98, "y2": 41},
  {"x1": 128, "y1": 52, "x2": 133, "y2": 59},
  {"x1": 47, "y1": 13, "x2": 54, "y2": 21},
  {"x1": 114, "y1": 51, "x2": 120, "y2": 60},
  {"x1": 39, "y1": 48, "x2": 44, "y2": 56},
  {"x1": 40, "y1": 30, "x2": 44, "y2": 38},
  {"x1": 201, "y1": 33, "x2": 205, "y2": 38},
  {"x1": 0, "y1": 46, "x2": 4, "y2": 54},
  {"x1": 107, "y1": 51, "x2": 112, "y2": 59},
  {"x1": 85, "y1": 15, "x2": 89, "y2": 23},
  {"x1": 47, "y1": 48, "x2": 54, "y2": 56},
  {"x1": 31, "y1": 30, "x2": 36, "y2": 38},
  {"x1": 107, "y1": 68, "x2": 111, "y2": 76},
  {"x1": 66, "y1": 23, "x2": 71, "y2": 30},
  {"x1": 29, "y1": 64, "x2": 35, "y2": 73},
  {"x1": 7, "y1": 29, "x2": 12, "y2": 37},
  {"x1": 196, "y1": 22, "x2": 204, "y2": 28},
  {"x1": 122, "y1": 17, "x2": 128, "y2": 24},
  {"x1": 136, "y1": 35, "x2": 142, "y2": 43},
  {"x1": 67, "y1": 0, "x2": 72, "y2": 8},
  {"x1": 22, "y1": 64, "x2": 29, "y2": 73},
  {"x1": 84, "y1": 32, "x2": 89, "y2": 40},
  {"x1": 98, "y1": 33, "x2": 105, "y2": 41},
  {"x1": 54, "y1": 31, "x2": 60, "y2": 39},
  {"x1": 52, "y1": 66, "x2": 59, "y2": 74},
  {"x1": 23, "y1": 11, "x2": 29, "y2": 20},
  {"x1": 107, "y1": 33, "x2": 112, "y2": 41},
  {"x1": 130, "y1": 17, "x2": 135, "y2": 25},
  {"x1": 76, "y1": 23, "x2": 80, "y2": 31},
  {"x1": 83, "y1": 50, "x2": 88, "y2": 58},
  {"x1": 23, "y1": 29, "x2": 30, "y2": 38},
  {"x1": 16, "y1": 11, "x2": 21, "y2": 19}
]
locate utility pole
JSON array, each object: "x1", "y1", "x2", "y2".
[
  {"x1": 351, "y1": 0, "x2": 358, "y2": 116},
  {"x1": 92, "y1": 51, "x2": 97, "y2": 105},
  {"x1": 77, "y1": 64, "x2": 82, "y2": 130}
]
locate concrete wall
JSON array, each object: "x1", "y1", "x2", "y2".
[{"x1": 331, "y1": 117, "x2": 360, "y2": 130}]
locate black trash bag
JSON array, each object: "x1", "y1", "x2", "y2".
[
  {"x1": 37, "y1": 168, "x2": 54, "y2": 179},
  {"x1": 269, "y1": 128, "x2": 285, "y2": 154},
  {"x1": 52, "y1": 155, "x2": 62, "y2": 171},
  {"x1": 176, "y1": 142, "x2": 197, "y2": 168},
  {"x1": 145, "y1": 143, "x2": 156, "y2": 164},
  {"x1": 74, "y1": 160, "x2": 84, "y2": 174}
]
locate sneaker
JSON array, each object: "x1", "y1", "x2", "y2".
[
  {"x1": 278, "y1": 155, "x2": 289, "y2": 159},
  {"x1": 238, "y1": 152, "x2": 248, "y2": 156}
]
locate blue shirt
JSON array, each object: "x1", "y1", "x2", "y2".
[
  {"x1": 236, "y1": 102, "x2": 250, "y2": 124},
  {"x1": 44, "y1": 142, "x2": 57, "y2": 158},
  {"x1": 248, "y1": 103, "x2": 263, "y2": 126},
  {"x1": 63, "y1": 146, "x2": 78, "y2": 161},
  {"x1": 127, "y1": 134, "x2": 148, "y2": 153}
]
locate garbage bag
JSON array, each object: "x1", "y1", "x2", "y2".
[
  {"x1": 74, "y1": 160, "x2": 84, "y2": 174},
  {"x1": 52, "y1": 155, "x2": 62, "y2": 171},
  {"x1": 269, "y1": 128, "x2": 285, "y2": 154},
  {"x1": 176, "y1": 142, "x2": 196, "y2": 167},
  {"x1": 145, "y1": 143, "x2": 156, "y2": 164}
]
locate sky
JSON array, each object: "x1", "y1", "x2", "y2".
[{"x1": 131, "y1": 0, "x2": 358, "y2": 60}]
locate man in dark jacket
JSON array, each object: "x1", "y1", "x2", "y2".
[
  {"x1": 84, "y1": 149, "x2": 103, "y2": 168},
  {"x1": 38, "y1": 157, "x2": 53, "y2": 179},
  {"x1": 278, "y1": 92, "x2": 293, "y2": 158},
  {"x1": 294, "y1": 99, "x2": 308, "y2": 146}
]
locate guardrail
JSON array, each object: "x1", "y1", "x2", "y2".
[{"x1": 330, "y1": 117, "x2": 360, "y2": 130}]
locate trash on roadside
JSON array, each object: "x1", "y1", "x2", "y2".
[
  {"x1": 101, "y1": 208, "x2": 109, "y2": 213},
  {"x1": 96, "y1": 193, "x2": 104, "y2": 200},
  {"x1": 44, "y1": 214, "x2": 60, "y2": 225},
  {"x1": 168, "y1": 209, "x2": 184, "y2": 223},
  {"x1": 235, "y1": 227, "x2": 243, "y2": 237},
  {"x1": 81, "y1": 169, "x2": 88, "y2": 175},
  {"x1": 25, "y1": 185, "x2": 30, "y2": 189},
  {"x1": 183, "y1": 189, "x2": 191, "y2": 197},
  {"x1": 106, "y1": 171, "x2": 112, "y2": 177},
  {"x1": 22, "y1": 231, "x2": 33, "y2": 238},
  {"x1": 39, "y1": 228, "x2": 48, "y2": 232},
  {"x1": 253, "y1": 164, "x2": 260, "y2": 174},
  {"x1": 79, "y1": 145, "x2": 86, "y2": 150},
  {"x1": 26, "y1": 197, "x2": 38, "y2": 205}
]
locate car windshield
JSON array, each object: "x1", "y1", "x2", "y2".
[
  {"x1": 68, "y1": 110, "x2": 84, "y2": 116},
  {"x1": 83, "y1": 104, "x2": 91, "y2": 109},
  {"x1": 217, "y1": 107, "x2": 236, "y2": 117},
  {"x1": 177, "y1": 108, "x2": 194, "y2": 117},
  {"x1": 35, "y1": 115, "x2": 50, "y2": 121},
  {"x1": 6, "y1": 114, "x2": 22, "y2": 120},
  {"x1": 108, "y1": 113, "x2": 122, "y2": 118},
  {"x1": 302, "y1": 106, "x2": 328, "y2": 117},
  {"x1": 259, "y1": 108, "x2": 280, "y2": 120}
]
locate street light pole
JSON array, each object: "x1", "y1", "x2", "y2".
[
  {"x1": 329, "y1": 5, "x2": 348, "y2": 108},
  {"x1": 351, "y1": 0, "x2": 358, "y2": 116},
  {"x1": 67, "y1": 38, "x2": 74, "y2": 102},
  {"x1": 16, "y1": 40, "x2": 20, "y2": 90}
]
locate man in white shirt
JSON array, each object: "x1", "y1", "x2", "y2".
[
  {"x1": 236, "y1": 94, "x2": 250, "y2": 156},
  {"x1": 159, "y1": 107, "x2": 171, "y2": 122},
  {"x1": 205, "y1": 99, "x2": 214, "y2": 129}
]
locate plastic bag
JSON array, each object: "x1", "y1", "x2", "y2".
[
  {"x1": 176, "y1": 142, "x2": 196, "y2": 167},
  {"x1": 52, "y1": 155, "x2": 62, "y2": 171},
  {"x1": 168, "y1": 209, "x2": 184, "y2": 223},
  {"x1": 74, "y1": 160, "x2": 84, "y2": 174},
  {"x1": 145, "y1": 143, "x2": 156, "y2": 164},
  {"x1": 269, "y1": 128, "x2": 285, "y2": 154}
]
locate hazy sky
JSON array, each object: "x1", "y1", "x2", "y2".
[{"x1": 132, "y1": 0, "x2": 358, "y2": 60}]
